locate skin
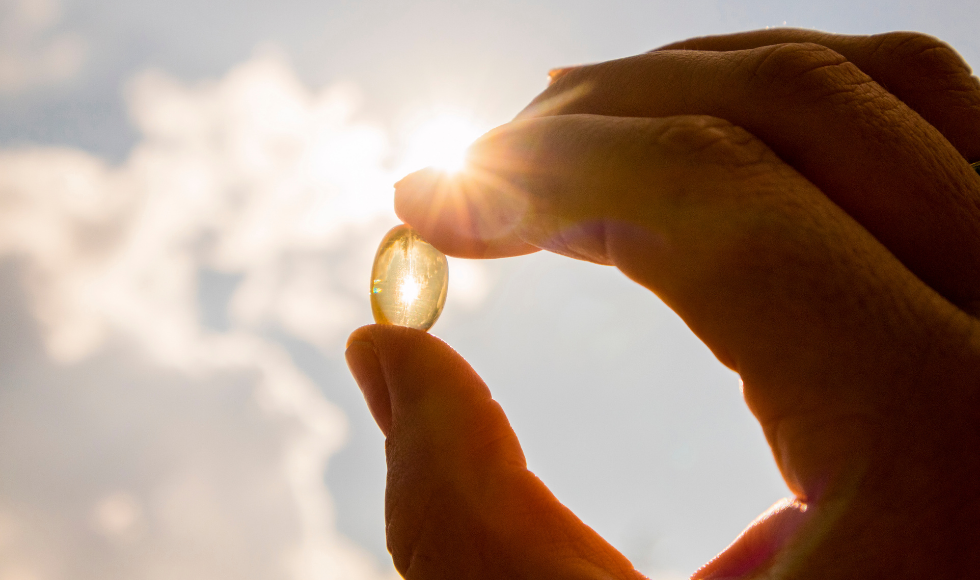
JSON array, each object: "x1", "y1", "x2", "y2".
[{"x1": 346, "y1": 29, "x2": 980, "y2": 579}]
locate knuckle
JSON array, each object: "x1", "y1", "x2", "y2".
[
  {"x1": 744, "y1": 42, "x2": 877, "y2": 106},
  {"x1": 747, "y1": 42, "x2": 847, "y2": 82},
  {"x1": 636, "y1": 116, "x2": 793, "y2": 217},
  {"x1": 869, "y1": 32, "x2": 975, "y2": 88},
  {"x1": 652, "y1": 115, "x2": 777, "y2": 173},
  {"x1": 865, "y1": 32, "x2": 980, "y2": 155}
]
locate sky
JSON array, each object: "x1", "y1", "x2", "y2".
[{"x1": 0, "y1": 0, "x2": 976, "y2": 579}]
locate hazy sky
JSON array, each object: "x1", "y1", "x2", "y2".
[{"x1": 0, "y1": 1, "x2": 976, "y2": 579}]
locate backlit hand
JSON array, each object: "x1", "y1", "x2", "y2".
[{"x1": 348, "y1": 30, "x2": 980, "y2": 579}]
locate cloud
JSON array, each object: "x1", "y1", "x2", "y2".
[
  {"x1": 0, "y1": 53, "x2": 401, "y2": 363},
  {"x1": 0, "y1": 0, "x2": 86, "y2": 93},
  {"x1": 0, "y1": 49, "x2": 493, "y2": 579}
]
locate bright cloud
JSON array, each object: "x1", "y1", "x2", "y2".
[
  {"x1": 0, "y1": 51, "x2": 491, "y2": 579},
  {"x1": 0, "y1": 0, "x2": 86, "y2": 93}
]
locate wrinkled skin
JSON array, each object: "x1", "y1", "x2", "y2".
[{"x1": 346, "y1": 30, "x2": 980, "y2": 579}]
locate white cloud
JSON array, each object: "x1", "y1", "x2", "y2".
[
  {"x1": 0, "y1": 0, "x2": 86, "y2": 93},
  {"x1": 0, "y1": 50, "x2": 496, "y2": 579},
  {"x1": 90, "y1": 491, "x2": 144, "y2": 539},
  {"x1": 0, "y1": 54, "x2": 401, "y2": 364}
]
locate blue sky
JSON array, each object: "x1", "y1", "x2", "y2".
[{"x1": 0, "y1": 1, "x2": 975, "y2": 578}]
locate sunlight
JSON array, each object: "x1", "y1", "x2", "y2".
[
  {"x1": 398, "y1": 276, "x2": 422, "y2": 305},
  {"x1": 401, "y1": 113, "x2": 484, "y2": 173}
]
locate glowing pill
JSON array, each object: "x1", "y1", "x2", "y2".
[{"x1": 370, "y1": 224, "x2": 449, "y2": 331}]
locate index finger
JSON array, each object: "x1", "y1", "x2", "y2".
[{"x1": 512, "y1": 40, "x2": 980, "y2": 311}]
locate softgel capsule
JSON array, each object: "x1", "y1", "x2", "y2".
[{"x1": 370, "y1": 224, "x2": 449, "y2": 331}]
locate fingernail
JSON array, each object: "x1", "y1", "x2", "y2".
[
  {"x1": 346, "y1": 338, "x2": 392, "y2": 436},
  {"x1": 547, "y1": 67, "x2": 574, "y2": 85},
  {"x1": 394, "y1": 168, "x2": 459, "y2": 230}
]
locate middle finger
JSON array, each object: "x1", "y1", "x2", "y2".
[{"x1": 655, "y1": 29, "x2": 980, "y2": 162}]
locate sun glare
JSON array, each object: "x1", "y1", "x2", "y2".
[
  {"x1": 402, "y1": 113, "x2": 484, "y2": 174},
  {"x1": 398, "y1": 276, "x2": 423, "y2": 305}
]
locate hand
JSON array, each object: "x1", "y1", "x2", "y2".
[{"x1": 347, "y1": 30, "x2": 980, "y2": 579}]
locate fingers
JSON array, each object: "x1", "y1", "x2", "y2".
[
  {"x1": 655, "y1": 29, "x2": 980, "y2": 162},
  {"x1": 515, "y1": 41, "x2": 980, "y2": 309},
  {"x1": 394, "y1": 113, "x2": 979, "y2": 501},
  {"x1": 345, "y1": 324, "x2": 643, "y2": 580}
]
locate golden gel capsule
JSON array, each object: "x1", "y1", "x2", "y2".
[{"x1": 370, "y1": 224, "x2": 449, "y2": 331}]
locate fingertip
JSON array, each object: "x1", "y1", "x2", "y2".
[
  {"x1": 393, "y1": 167, "x2": 456, "y2": 237},
  {"x1": 394, "y1": 166, "x2": 538, "y2": 259},
  {"x1": 361, "y1": 322, "x2": 436, "y2": 357},
  {"x1": 346, "y1": 324, "x2": 461, "y2": 437},
  {"x1": 347, "y1": 324, "x2": 468, "y2": 437},
  {"x1": 348, "y1": 324, "x2": 445, "y2": 376},
  {"x1": 366, "y1": 324, "x2": 494, "y2": 414},
  {"x1": 393, "y1": 167, "x2": 447, "y2": 221}
]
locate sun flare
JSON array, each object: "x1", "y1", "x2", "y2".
[
  {"x1": 401, "y1": 113, "x2": 485, "y2": 174},
  {"x1": 398, "y1": 276, "x2": 423, "y2": 305}
]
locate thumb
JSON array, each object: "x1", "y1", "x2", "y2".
[{"x1": 346, "y1": 324, "x2": 644, "y2": 580}]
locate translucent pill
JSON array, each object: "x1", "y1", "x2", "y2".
[{"x1": 370, "y1": 224, "x2": 449, "y2": 331}]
